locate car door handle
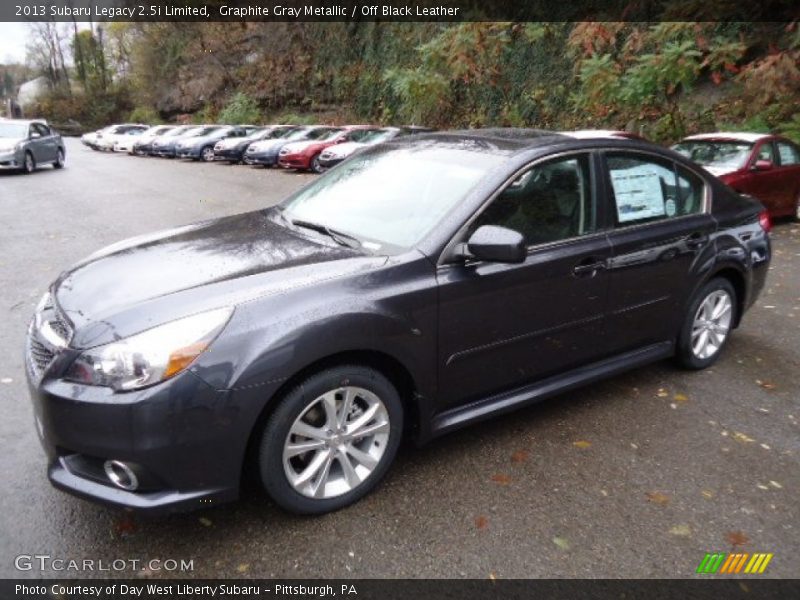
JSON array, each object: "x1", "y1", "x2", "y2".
[
  {"x1": 572, "y1": 257, "x2": 607, "y2": 277},
  {"x1": 685, "y1": 233, "x2": 709, "y2": 249}
]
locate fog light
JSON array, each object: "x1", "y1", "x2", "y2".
[{"x1": 103, "y1": 460, "x2": 139, "y2": 491}]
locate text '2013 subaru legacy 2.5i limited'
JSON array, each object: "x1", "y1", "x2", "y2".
[{"x1": 26, "y1": 130, "x2": 771, "y2": 515}]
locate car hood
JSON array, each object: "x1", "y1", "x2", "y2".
[
  {"x1": 324, "y1": 142, "x2": 365, "y2": 158},
  {"x1": 248, "y1": 138, "x2": 287, "y2": 152},
  {"x1": 53, "y1": 209, "x2": 386, "y2": 348},
  {"x1": 0, "y1": 136, "x2": 24, "y2": 147},
  {"x1": 282, "y1": 141, "x2": 320, "y2": 154},
  {"x1": 704, "y1": 166, "x2": 739, "y2": 178}
]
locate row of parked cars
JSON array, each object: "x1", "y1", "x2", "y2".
[
  {"x1": 81, "y1": 122, "x2": 433, "y2": 173},
  {"x1": 79, "y1": 123, "x2": 800, "y2": 219}
]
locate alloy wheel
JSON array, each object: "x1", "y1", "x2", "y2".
[
  {"x1": 24, "y1": 153, "x2": 34, "y2": 173},
  {"x1": 201, "y1": 147, "x2": 215, "y2": 162},
  {"x1": 282, "y1": 386, "x2": 390, "y2": 499},
  {"x1": 691, "y1": 290, "x2": 733, "y2": 359}
]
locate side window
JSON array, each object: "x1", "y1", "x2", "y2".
[
  {"x1": 471, "y1": 154, "x2": 595, "y2": 246},
  {"x1": 607, "y1": 153, "x2": 703, "y2": 226},
  {"x1": 756, "y1": 142, "x2": 775, "y2": 163},
  {"x1": 34, "y1": 123, "x2": 51, "y2": 136},
  {"x1": 777, "y1": 142, "x2": 800, "y2": 166}
]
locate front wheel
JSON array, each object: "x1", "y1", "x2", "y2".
[
  {"x1": 309, "y1": 153, "x2": 324, "y2": 174},
  {"x1": 676, "y1": 278, "x2": 736, "y2": 370},
  {"x1": 258, "y1": 365, "x2": 403, "y2": 514},
  {"x1": 22, "y1": 152, "x2": 35, "y2": 174}
]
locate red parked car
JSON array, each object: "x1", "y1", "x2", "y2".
[
  {"x1": 277, "y1": 126, "x2": 380, "y2": 173},
  {"x1": 673, "y1": 133, "x2": 800, "y2": 219}
]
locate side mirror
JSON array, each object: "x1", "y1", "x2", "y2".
[
  {"x1": 752, "y1": 159, "x2": 773, "y2": 171},
  {"x1": 29, "y1": 131, "x2": 41, "y2": 139},
  {"x1": 465, "y1": 225, "x2": 526, "y2": 264}
]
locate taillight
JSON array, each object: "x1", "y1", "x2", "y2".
[{"x1": 758, "y1": 210, "x2": 771, "y2": 233}]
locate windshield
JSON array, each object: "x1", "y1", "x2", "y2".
[
  {"x1": 189, "y1": 126, "x2": 221, "y2": 137},
  {"x1": 672, "y1": 140, "x2": 753, "y2": 170},
  {"x1": 149, "y1": 126, "x2": 173, "y2": 136},
  {"x1": 0, "y1": 122, "x2": 27, "y2": 138},
  {"x1": 281, "y1": 144, "x2": 505, "y2": 250},
  {"x1": 307, "y1": 128, "x2": 341, "y2": 141},
  {"x1": 166, "y1": 127, "x2": 196, "y2": 137},
  {"x1": 360, "y1": 130, "x2": 396, "y2": 144}
]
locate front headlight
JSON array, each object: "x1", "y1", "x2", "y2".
[{"x1": 64, "y1": 308, "x2": 232, "y2": 391}]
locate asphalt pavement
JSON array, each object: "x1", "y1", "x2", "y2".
[{"x1": 0, "y1": 139, "x2": 797, "y2": 579}]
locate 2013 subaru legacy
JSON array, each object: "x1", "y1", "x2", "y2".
[{"x1": 26, "y1": 130, "x2": 771, "y2": 515}]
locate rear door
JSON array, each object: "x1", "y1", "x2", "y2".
[
  {"x1": 742, "y1": 140, "x2": 786, "y2": 214},
  {"x1": 774, "y1": 140, "x2": 800, "y2": 216},
  {"x1": 601, "y1": 151, "x2": 715, "y2": 353},
  {"x1": 436, "y1": 152, "x2": 613, "y2": 407}
]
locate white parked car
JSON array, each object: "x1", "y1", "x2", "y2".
[
  {"x1": 93, "y1": 124, "x2": 149, "y2": 151},
  {"x1": 119, "y1": 125, "x2": 175, "y2": 154}
]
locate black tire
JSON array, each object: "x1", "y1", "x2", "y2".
[
  {"x1": 200, "y1": 146, "x2": 215, "y2": 162},
  {"x1": 309, "y1": 153, "x2": 324, "y2": 174},
  {"x1": 258, "y1": 365, "x2": 404, "y2": 515},
  {"x1": 22, "y1": 152, "x2": 35, "y2": 174},
  {"x1": 793, "y1": 193, "x2": 800, "y2": 222},
  {"x1": 676, "y1": 277, "x2": 737, "y2": 370},
  {"x1": 53, "y1": 148, "x2": 65, "y2": 169}
]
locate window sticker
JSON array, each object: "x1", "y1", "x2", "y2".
[
  {"x1": 610, "y1": 165, "x2": 666, "y2": 223},
  {"x1": 665, "y1": 198, "x2": 677, "y2": 217}
]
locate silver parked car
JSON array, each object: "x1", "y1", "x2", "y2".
[{"x1": 0, "y1": 119, "x2": 66, "y2": 173}]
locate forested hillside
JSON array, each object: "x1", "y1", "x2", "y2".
[{"x1": 18, "y1": 21, "x2": 800, "y2": 143}]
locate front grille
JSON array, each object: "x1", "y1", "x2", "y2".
[
  {"x1": 49, "y1": 312, "x2": 72, "y2": 341},
  {"x1": 28, "y1": 337, "x2": 55, "y2": 376}
]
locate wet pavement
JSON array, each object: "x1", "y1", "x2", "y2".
[{"x1": 0, "y1": 139, "x2": 797, "y2": 579}]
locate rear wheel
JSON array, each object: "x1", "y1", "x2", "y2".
[
  {"x1": 22, "y1": 152, "x2": 35, "y2": 174},
  {"x1": 793, "y1": 193, "x2": 800, "y2": 222},
  {"x1": 676, "y1": 278, "x2": 736, "y2": 369},
  {"x1": 53, "y1": 148, "x2": 65, "y2": 169},
  {"x1": 258, "y1": 365, "x2": 403, "y2": 514}
]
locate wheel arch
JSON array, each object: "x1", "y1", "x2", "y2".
[
  {"x1": 705, "y1": 265, "x2": 747, "y2": 328},
  {"x1": 239, "y1": 348, "x2": 421, "y2": 487}
]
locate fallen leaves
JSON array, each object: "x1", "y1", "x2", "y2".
[
  {"x1": 732, "y1": 431, "x2": 756, "y2": 443},
  {"x1": 726, "y1": 531, "x2": 749, "y2": 547},
  {"x1": 113, "y1": 515, "x2": 137, "y2": 537},
  {"x1": 552, "y1": 536, "x2": 570, "y2": 551},
  {"x1": 510, "y1": 450, "x2": 529, "y2": 463},
  {"x1": 0, "y1": 377, "x2": 12, "y2": 384},
  {"x1": 756, "y1": 379, "x2": 777, "y2": 390},
  {"x1": 573, "y1": 440, "x2": 592, "y2": 449},
  {"x1": 198, "y1": 517, "x2": 213, "y2": 527},
  {"x1": 236, "y1": 563, "x2": 250, "y2": 574},
  {"x1": 475, "y1": 515, "x2": 489, "y2": 530},
  {"x1": 701, "y1": 490, "x2": 715, "y2": 500},
  {"x1": 669, "y1": 524, "x2": 692, "y2": 537},
  {"x1": 645, "y1": 491, "x2": 670, "y2": 506},
  {"x1": 673, "y1": 393, "x2": 689, "y2": 403},
  {"x1": 490, "y1": 473, "x2": 512, "y2": 485},
  {"x1": 656, "y1": 388, "x2": 669, "y2": 398}
]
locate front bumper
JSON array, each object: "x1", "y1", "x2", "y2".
[
  {"x1": 244, "y1": 150, "x2": 279, "y2": 166},
  {"x1": 27, "y1": 362, "x2": 252, "y2": 514},
  {"x1": 0, "y1": 150, "x2": 22, "y2": 170},
  {"x1": 318, "y1": 156, "x2": 343, "y2": 169},
  {"x1": 150, "y1": 146, "x2": 177, "y2": 157},
  {"x1": 278, "y1": 154, "x2": 311, "y2": 170},
  {"x1": 176, "y1": 147, "x2": 202, "y2": 159},
  {"x1": 214, "y1": 147, "x2": 245, "y2": 161}
]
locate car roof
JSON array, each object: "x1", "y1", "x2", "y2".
[
  {"x1": 682, "y1": 132, "x2": 772, "y2": 143},
  {"x1": 386, "y1": 128, "x2": 570, "y2": 154},
  {"x1": 0, "y1": 118, "x2": 48, "y2": 126},
  {"x1": 560, "y1": 129, "x2": 642, "y2": 139}
]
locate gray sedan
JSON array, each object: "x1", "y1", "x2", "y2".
[{"x1": 0, "y1": 119, "x2": 66, "y2": 174}]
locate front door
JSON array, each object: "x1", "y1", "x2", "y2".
[{"x1": 437, "y1": 153, "x2": 612, "y2": 407}]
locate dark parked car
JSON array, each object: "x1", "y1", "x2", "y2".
[
  {"x1": 0, "y1": 119, "x2": 65, "y2": 173},
  {"x1": 212, "y1": 125, "x2": 300, "y2": 163},
  {"x1": 175, "y1": 125, "x2": 260, "y2": 162},
  {"x1": 26, "y1": 130, "x2": 770, "y2": 516},
  {"x1": 673, "y1": 132, "x2": 800, "y2": 220},
  {"x1": 243, "y1": 126, "x2": 341, "y2": 167},
  {"x1": 149, "y1": 125, "x2": 205, "y2": 158}
]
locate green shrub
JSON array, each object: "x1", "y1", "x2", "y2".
[
  {"x1": 217, "y1": 92, "x2": 261, "y2": 124},
  {"x1": 128, "y1": 106, "x2": 161, "y2": 124}
]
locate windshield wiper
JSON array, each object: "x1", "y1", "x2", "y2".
[{"x1": 289, "y1": 218, "x2": 362, "y2": 250}]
